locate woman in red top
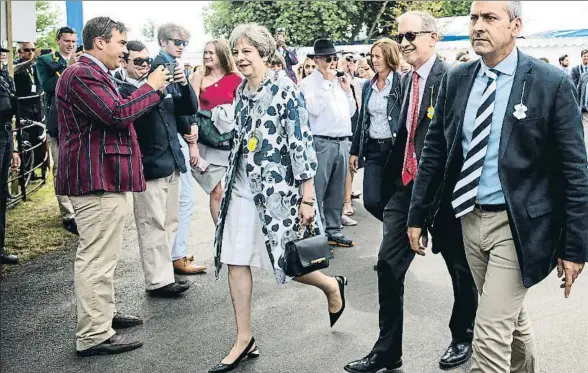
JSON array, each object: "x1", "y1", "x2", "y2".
[{"x1": 190, "y1": 39, "x2": 242, "y2": 224}]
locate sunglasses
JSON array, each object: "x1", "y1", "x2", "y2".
[
  {"x1": 325, "y1": 55, "x2": 339, "y2": 63},
  {"x1": 304, "y1": 64, "x2": 316, "y2": 69},
  {"x1": 345, "y1": 55, "x2": 356, "y2": 62},
  {"x1": 172, "y1": 39, "x2": 189, "y2": 47},
  {"x1": 22, "y1": 48, "x2": 36, "y2": 53},
  {"x1": 394, "y1": 31, "x2": 433, "y2": 44},
  {"x1": 132, "y1": 57, "x2": 153, "y2": 66}
]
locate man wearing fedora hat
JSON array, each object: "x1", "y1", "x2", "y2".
[{"x1": 300, "y1": 38, "x2": 356, "y2": 248}]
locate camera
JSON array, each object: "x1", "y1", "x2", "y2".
[
  {"x1": 165, "y1": 62, "x2": 175, "y2": 83},
  {"x1": 336, "y1": 70, "x2": 345, "y2": 78}
]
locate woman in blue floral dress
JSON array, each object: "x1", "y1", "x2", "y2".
[{"x1": 209, "y1": 24, "x2": 348, "y2": 373}]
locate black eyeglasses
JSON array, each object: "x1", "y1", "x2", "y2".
[
  {"x1": 171, "y1": 39, "x2": 189, "y2": 47},
  {"x1": 345, "y1": 55, "x2": 356, "y2": 62},
  {"x1": 22, "y1": 48, "x2": 36, "y2": 53},
  {"x1": 394, "y1": 31, "x2": 433, "y2": 44},
  {"x1": 132, "y1": 57, "x2": 153, "y2": 66},
  {"x1": 57, "y1": 26, "x2": 77, "y2": 39},
  {"x1": 325, "y1": 55, "x2": 339, "y2": 63}
]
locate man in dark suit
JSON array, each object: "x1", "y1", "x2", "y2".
[
  {"x1": 56, "y1": 17, "x2": 169, "y2": 357},
  {"x1": 408, "y1": 2, "x2": 588, "y2": 372},
  {"x1": 571, "y1": 49, "x2": 588, "y2": 88},
  {"x1": 344, "y1": 11, "x2": 477, "y2": 373},
  {"x1": 579, "y1": 72, "x2": 588, "y2": 149}
]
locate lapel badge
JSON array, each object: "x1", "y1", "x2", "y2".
[
  {"x1": 513, "y1": 81, "x2": 528, "y2": 120},
  {"x1": 427, "y1": 106, "x2": 435, "y2": 119}
]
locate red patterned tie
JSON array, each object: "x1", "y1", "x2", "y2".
[{"x1": 402, "y1": 71, "x2": 420, "y2": 186}]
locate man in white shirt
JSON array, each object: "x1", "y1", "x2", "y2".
[{"x1": 300, "y1": 38, "x2": 356, "y2": 247}]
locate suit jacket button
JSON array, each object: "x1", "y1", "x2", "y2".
[
  {"x1": 393, "y1": 133, "x2": 397, "y2": 137},
  {"x1": 388, "y1": 116, "x2": 392, "y2": 120}
]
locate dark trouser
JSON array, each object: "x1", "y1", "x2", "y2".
[
  {"x1": 371, "y1": 182, "x2": 477, "y2": 363},
  {"x1": 0, "y1": 127, "x2": 13, "y2": 250},
  {"x1": 362, "y1": 139, "x2": 393, "y2": 222}
]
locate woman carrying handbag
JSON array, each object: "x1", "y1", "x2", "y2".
[{"x1": 209, "y1": 23, "x2": 348, "y2": 373}]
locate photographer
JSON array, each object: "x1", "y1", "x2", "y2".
[
  {"x1": 275, "y1": 27, "x2": 298, "y2": 83},
  {"x1": 36, "y1": 26, "x2": 78, "y2": 234},
  {"x1": 117, "y1": 38, "x2": 200, "y2": 294},
  {"x1": 300, "y1": 38, "x2": 356, "y2": 248},
  {"x1": 0, "y1": 44, "x2": 20, "y2": 265}
]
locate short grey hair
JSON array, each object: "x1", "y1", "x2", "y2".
[
  {"x1": 83, "y1": 17, "x2": 127, "y2": 51},
  {"x1": 229, "y1": 23, "x2": 276, "y2": 60},
  {"x1": 505, "y1": 1, "x2": 523, "y2": 21},
  {"x1": 397, "y1": 11, "x2": 438, "y2": 34},
  {"x1": 157, "y1": 23, "x2": 191, "y2": 46}
]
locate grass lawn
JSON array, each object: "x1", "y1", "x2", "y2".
[{"x1": 4, "y1": 175, "x2": 76, "y2": 264}]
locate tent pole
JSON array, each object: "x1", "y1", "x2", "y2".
[{"x1": 6, "y1": 0, "x2": 14, "y2": 77}]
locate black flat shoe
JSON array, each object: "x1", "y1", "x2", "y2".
[
  {"x1": 0, "y1": 250, "x2": 18, "y2": 265},
  {"x1": 330, "y1": 276, "x2": 348, "y2": 327},
  {"x1": 76, "y1": 334, "x2": 143, "y2": 357},
  {"x1": 209, "y1": 337, "x2": 258, "y2": 373},
  {"x1": 439, "y1": 341, "x2": 472, "y2": 370},
  {"x1": 112, "y1": 313, "x2": 143, "y2": 329},
  {"x1": 344, "y1": 352, "x2": 401, "y2": 373}
]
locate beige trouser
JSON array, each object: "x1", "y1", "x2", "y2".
[
  {"x1": 71, "y1": 192, "x2": 129, "y2": 351},
  {"x1": 48, "y1": 137, "x2": 75, "y2": 220},
  {"x1": 582, "y1": 112, "x2": 588, "y2": 150},
  {"x1": 462, "y1": 209, "x2": 538, "y2": 373},
  {"x1": 133, "y1": 171, "x2": 180, "y2": 290}
]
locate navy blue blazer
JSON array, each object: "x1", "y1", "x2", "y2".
[{"x1": 408, "y1": 49, "x2": 588, "y2": 288}]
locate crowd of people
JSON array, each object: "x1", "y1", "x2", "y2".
[{"x1": 1, "y1": 1, "x2": 588, "y2": 372}]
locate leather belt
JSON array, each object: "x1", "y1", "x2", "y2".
[
  {"x1": 474, "y1": 203, "x2": 506, "y2": 212},
  {"x1": 368, "y1": 137, "x2": 393, "y2": 144},
  {"x1": 314, "y1": 135, "x2": 348, "y2": 142}
]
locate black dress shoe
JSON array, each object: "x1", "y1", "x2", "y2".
[
  {"x1": 63, "y1": 218, "x2": 79, "y2": 235},
  {"x1": 147, "y1": 281, "x2": 190, "y2": 298},
  {"x1": 209, "y1": 337, "x2": 258, "y2": 373},
  {"x1": 0, "y1": 250, "x2": 19, "y2": 265},
  {"x1": 344, "y1": 353, "x2": 402, "y2": 373},
  {"x1": 439, "y1": 342, "x2": 472, "y2": 370},
  {"x1": 112, "y1": 313, "x2": 143, "y2": 329},
  {"x1": 330, "y1": 276, "x2": 348, "y2": 327},
  {"x1": 174, "y1": 276, "x2": 189, "y2": 285},
  {"x1": 76, "y1": 334, "x2": 143, "y2": 357}
]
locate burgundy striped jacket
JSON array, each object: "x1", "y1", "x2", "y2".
[{"x1": 55, "y1": 55, "x2": 162, "y2": 196}]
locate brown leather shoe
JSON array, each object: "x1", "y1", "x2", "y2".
[{"x1": 173, "y1": 257, "x2": 206, "y2": 275}]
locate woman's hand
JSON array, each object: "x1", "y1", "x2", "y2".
[
  {"x1": 298, "y1": 202, "x2": 314, "y2": 227},
  {"x1": 188, "y1": 143, "x2": 200, "y2": 166}
]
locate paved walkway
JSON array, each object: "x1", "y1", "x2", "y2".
[{"x1": 1, "y1": 174, "x2": 587, "y2": 373}]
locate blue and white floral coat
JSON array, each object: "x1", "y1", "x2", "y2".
[{"x1": 214, "y1": 70, "x2": 321, "y2": 284}]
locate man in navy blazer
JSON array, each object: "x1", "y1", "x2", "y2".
[{"x1": 407, "y1": 2, "x2": 588, "y2": 372}]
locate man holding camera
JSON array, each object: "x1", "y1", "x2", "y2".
[
  {"x1": 55, "y1": 17, "x2": 170, "y2": 357},
  {"x1": 154, "y1": 24, "x2": 206, "y2": 276},
  {"x1": 117, "y1": 37, "x2": 200, "y2": 296},
  {"x1": 36, "y1": 26, "x2": 78, "y2": 235},
  {"x1": 276, "y1": 27, "x2": 299, "y2": 84},
  {"x1": 300, "y1": 38, "x2": 356, "y2": 248}
]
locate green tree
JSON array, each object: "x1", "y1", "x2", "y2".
[
  {"x1": 203, "y1": 1, "x2": 472, "y2": 46},
  {"x1": 35, "y1": 1, "x2": 61, "y2": 50}
]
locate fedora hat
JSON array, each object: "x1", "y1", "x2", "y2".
[{"x1": 307, "y1": 38, "x2": 337, "y2": 57}]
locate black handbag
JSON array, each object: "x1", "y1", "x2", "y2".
[
  {"x1": 283, "y1": 221, "x2": 334, "y2": 278},
  {"x1": 195, "y1": 109, "x2": 233, "y2": 150}
]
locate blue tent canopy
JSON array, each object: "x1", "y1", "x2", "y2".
[{"x1": 531, "y1": 29, "x2": 588, "y2": 38}]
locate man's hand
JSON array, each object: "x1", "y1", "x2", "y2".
[
  {"x1": 557, "y1": 259, "x2": 585, "y2": 298},
  {"x1": 349, "y1": 155, "x2": 359, "y2": 174},
  {"x1": 32, "y1": 49, "x2": 41, "y2": 62},
  {"x1": 340, "y1": 75, "x2": 352, "y2": 93},
  {"x1": 188, "y1": 143, "x2": 200, "y2": 166},
  {"x1": 11, "y1": 152, "x2": 21, "y2": 170},
  {"x1": 173, "y1": 62, "x2": 188, "y2": 86},
  {"x1": 183, "y1": 124, "x2": 198, "y2": 144},
  {"x1": 407, "y1": 227, "x2": 428, "y2": 256},
  {"x1": 146, "y1": 65, "x2": 169, "y2": 92}
]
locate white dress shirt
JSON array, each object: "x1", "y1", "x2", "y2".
[
  {"x1": 406, "y1": 53, "x2": 437, "y2": 130},
  {"x1": 368, "y1": 71, "x2": 394, "y2": 139},
  {"x1": 300, "y1": 70, "x2": 356, "y2": 137}
]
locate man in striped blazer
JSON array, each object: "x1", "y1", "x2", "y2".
[{"x1": 55, "y1": 17, "x2": 168, "y2": 357}]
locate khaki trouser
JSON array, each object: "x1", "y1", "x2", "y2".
[
  {"x1": 71, "y1": 192, "x2": 129, "y2": 351},
  {"x1": 133, "y1": 171, "x2": 180, "y2": 290},
  {"x1": 462, "y1": 209, "x2": 538, "y2": 373},
  {"x1": 582, "y1": 111, "x2": 588, "y2": 150},
  {"x1": 48, "y1": 137, "x2": 75, "y2": 220}
]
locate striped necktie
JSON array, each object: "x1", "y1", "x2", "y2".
[{"x1": 452, "y1": 69, "x2": 500, "y2": 218}]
